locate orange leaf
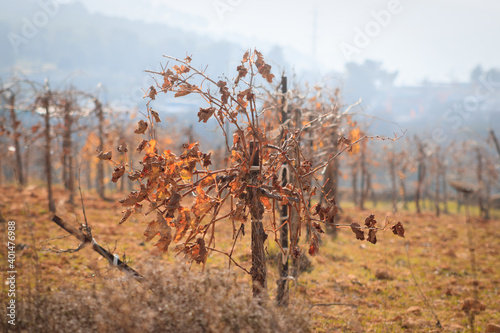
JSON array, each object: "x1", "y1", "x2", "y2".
[
  {"x1": 147, "y1": 139, "x2": 157, "y2": 155},
  {"x1": 260, "y1": 196, "x2": 271, "y2": 210},
  {"x1": 174, "y1": 89, "x2": 191, "y2": 97}
]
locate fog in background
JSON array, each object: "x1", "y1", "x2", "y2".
[{"x1": 1, "y1": 0, "x2": 500, "y2": 139}]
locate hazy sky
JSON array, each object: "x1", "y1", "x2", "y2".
[{"x1": 79, "y1": 0, "x2": 500, "y2": 85}]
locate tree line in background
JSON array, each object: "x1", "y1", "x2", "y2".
[
  {"x1": 1, "y1": 73, "x2": 499, "y2": 218},
  {"x1": 0, "y1": 77, "x2": 184, "y2": 211}
]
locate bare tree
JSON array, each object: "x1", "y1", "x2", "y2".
[
  {"x1": 414, "y1": 137, "x2": 426, "y2": 214},
  {"x1": 94, "y1": 98, "x2": 106, "y2": 200},
  {"x1": 432, "y1": 146, "x2": 442, "y2": 217},
  {"x1": 0, "y1": 83, "x2": 25, "y2": 186},
  {"x1": 476, "y1": 147, "x2": 489, "y2": 219},
  {"x1": 35, "y1": 81, "x2": 56, "y2": 212}
]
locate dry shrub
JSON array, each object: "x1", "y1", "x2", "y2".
[{"x1": 7, "y1": 265, "x2": 310, "y2": 333}]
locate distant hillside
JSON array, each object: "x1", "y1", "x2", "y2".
[
  {"x1": 1, "y1": 1, "x2": 499, "y2": 144},
  {"x1": 0, "y1": 1, "x2": 273, "y2": 103}
]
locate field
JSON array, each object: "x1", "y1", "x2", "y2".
[{"x1": 1, "y1": 184, "x2": 499, "y2": 332}]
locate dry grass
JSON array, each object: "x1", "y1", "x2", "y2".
[
  {"x1": 1, "y1": 184, "x2": 500, "y2": 332},
  {"x1": 3, "y1": 265, "x2": 309, "y2": 333}
]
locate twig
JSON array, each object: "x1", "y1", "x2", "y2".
[
  {"x1": 206, "y1": 246, "x2": 251, "y2": 275},
  {"x1": 302, "y1": 133, "x2": 403, "y2": 178},
  {"x1": 50, "y1": 215, "x2": 144, "y2": 283},
  {"x1": 228, "y1": 223, "x2": 243, "y2": 270},
  {"x1": 405, "y1": 241, "x2": 441, "y2": 328}
]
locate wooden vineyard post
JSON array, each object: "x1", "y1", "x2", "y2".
[
  {"x1": 5, "y1": 92, "x2": 25, "y2": 186},
  {"x1": 248, "y1": 141, "x2": 267, "y2": 299},
  {"x1": 41, "y1": 91, "x2": 56, "y2": 212},
  {"x1": 95, "y1": 98, "x2": 106, "y2": 200},
  {"x1": 415, "y1": 139, "x2": 426, "y2": 214},
  {"x1": 489, "y1": 129, "x2": 500, "y2": 158},
  {"x1": 276, "y1": 76, "x2": 289, "y2": 307}
]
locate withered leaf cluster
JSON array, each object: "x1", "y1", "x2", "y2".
[
  {"x1": 103, "y1": 49, "x2": 401, "y2": 269},
  {"x1": 311, "y1": 198, "x2": 338, "y2": 226},
  {"x1": 349, "y1": 215, "x2": 405, "y2": 244},
  {"x1": 365, "y1": 214, "x2": 377, "y2": 244}
]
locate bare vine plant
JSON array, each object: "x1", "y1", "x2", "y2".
[{"x1": 103, "y1": 49, "x2": 405, "y2": 298}]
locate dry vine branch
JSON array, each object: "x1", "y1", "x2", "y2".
[
  {"x1": 49, "y1": 215, "x2": 144, "y2": 283},
  {"x1": 100, "y1": 49, "x2": 405, "y2": 301}
]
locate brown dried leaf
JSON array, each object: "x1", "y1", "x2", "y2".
[
  {"x1": 128, "y1": 170, "x2": 141, "y2": 181},
  {"x1": 391, "y1": 222, "x2": 405, "y2": 238},
  {"x1": 162, "y1": 76, "x2": 172, "y2": 90},
  {"x1": 235, "y1": 65, "x2": 248, "y2": 84},
  {"x1": 119, "y1": 195, "x2": 138, "y2": 207},
  {"x1": 216, "y1": 80, "x2": 230, "y2": 104},
  {"x1": 364, "y1": 214, "x2": 377, "y2": 244},
  {"x1": 202, "y1": 153, "x2": 212, "y2": 167},
  {"x1": 147, "y1": 213, "x2": 173, "y2": 252},
  {"x1": 197, "y1": 107, "x2": 215, "y2": 123},
  {"x1": 191, "y1": 238, "x2": 207, "y2": 264},
  {"x1": 134, "y1": 120, "x2": 148, "y2": 134},
  {"x1": 312, "y1": 198, "x2": 337, "y2": 226},
  {"x1": 174, "y1": 207, "x2": 191, "y2": 243},
  {"x1": 151, "y1": 109, "x2": 161, "y2": 123},
  {"x1": 111, "y1": 165, "x2": 125, "y2": 183},
  {"x1": 119, "y1": 186, "x2": 148, "y2": 207},
  {"x1": 97, "y1": 150, "x2": 112, "y2": 160},
  {"x1": 180, "y1": 142, "x2": 200, "y2": 159},
  {"x1": 174, "y1": 89, "x2": 191, "y2": 98},
  {"x1": 155, "y1": 235, "x2": 172, "y2": 252},
  {"x1": 173, "y1": 64, "x2": 190, "y2": 74},
  {"x1": 216, "y1": 80, "x2": 226, "y2": 88},
  {"x1": 117, "y1": 142, "x2": 128, "y2": 153},
  {"x1": 165, "y1": 191, "x2": 182, "y2": 217},
  {"x1": 119, "y1": 207, "x2": 133, "y2": 224},
  {"x1": 364, "y1": 214, "x2": 377, "y2": 228},
  {"x1": 309, "y1": 230, "x2": 320, "y2": 256},
  {"x1": 148, "y1": 86, "x2": 157, "y2": 100},
  {"x1": 144, "y1": 220, "x2": 160, "y2": 242},
  {"x1": 254, "y1": 50, "x2": 274, "y2": 83},
  {"x1": 174, "y1": 218, "x2": 188, "y2": 243},
  {"x1": 242, "y1": 50, "x2": 249, "y2": 63},
  {"x1": 338, "y1": 136, "x2": 351, "y2": 146},
  {"x1": 350, "y1": 222, "x2": 365, "y2": 240},
  {"x1": 312, "y1": 221, "x2": 325, "y2": 233},
  {"x1": 367, "y1": 229, "x2": 377, "y2": 244},
  {"x1": 136, "y1": 139, "x2": 148, "y2": 152},
  {"x1": 192, "y1": 187, "x2": 213, "y2": 217},
  {"x1": 231, "y1": 200, "x2": 246, "y2": 222}
]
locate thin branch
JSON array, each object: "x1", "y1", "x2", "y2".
[
  {"x1": 405, "y1": 241, "x2": 441, "y2": 328},
  {"x1": 50, "y1": 215, "x2": 144, "y2": 283},
  {"x1": 206, "y1": 246, "x2": 251, "y2": 275}
]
